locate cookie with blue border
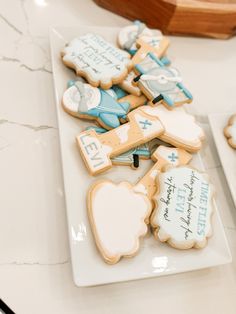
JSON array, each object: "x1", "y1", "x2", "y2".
[{"x1": 134, "y1": 52, "x2": 192, "y2": 108}]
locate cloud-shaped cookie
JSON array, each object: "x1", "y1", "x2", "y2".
[
  {"x1": 88, "y1": 181, "x2": 152, "y2": 264},
  {"x1": 141, "y1": 105, "x2": 205, "y2": 152}
]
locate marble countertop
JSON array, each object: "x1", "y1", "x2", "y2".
[{"x1": 0, "y1": 0, "x2": 236, "y2": 313}]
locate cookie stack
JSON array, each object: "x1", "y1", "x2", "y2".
[{"x1": 61, "y1": 21, "x2": 214, "y2": 265}]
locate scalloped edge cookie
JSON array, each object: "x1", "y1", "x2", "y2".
[
  {"x1": 151, "y1": 165, "x2": 214, "y2": 250},
  {"x1": 224, "y1": 114, "x2": 236, "y2": 149}
]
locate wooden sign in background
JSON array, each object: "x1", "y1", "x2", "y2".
[{"x1": 94, "y1": 0, "x2": 236, "y2": 39}]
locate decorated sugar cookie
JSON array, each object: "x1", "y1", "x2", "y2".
[
  {"x1": 86, "y1": 125, "x2": 152, "y2": 168},
  {"x1": 151, "y1": 166, "x2": 214, "y2": 249},
  {"x1": 62, "y1": 81, "x2": 130, "y2": 129},
  {"x1": 88, "y1": 181, "x2": 152, "y2": 264},
  {"x1": 61, "y1": 33, "x2": 132, "y2": 89},
  {"x1": 118, "y1": 20, "x2": 159, "y2": 55},
  {"x1": 118, "y1": 21, "x2": 169, "y2": 66},
  {"x1": 134, "y1": 52, "x2": 192, "y2": 108},
  {"x1": 224, "y1": 114, "x2": 236, "y2": 149},
  {"x1": 77, "y1": 104, "x2": 204, "y2": 175},
  {"x1": 88, "y1": 146, "x2": 191, "y2": 264}
]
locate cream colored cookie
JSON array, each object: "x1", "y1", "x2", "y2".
[
  {"x1": 61, "y1": 33, "x2": 132, "y2": 89},
  {"x1": 224, "y1": 114, "x2": 236, "y2": 149},
  {"x1": 151, "y1": 165, "x2": 214, "y2": 249}
]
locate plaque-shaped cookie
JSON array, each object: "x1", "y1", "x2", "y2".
[
  {"x1": 151, "y1": 166, "x2": 214, "y2": 249},
  {"x1": 61, "y1": 33, "x2": 132, "y2": 89}
]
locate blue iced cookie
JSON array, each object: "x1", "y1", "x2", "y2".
[
  {"x1": 62, "y1": 81, "x2": 130, "y2": 129},
  {"x1": 134, "y1": 52, "x2": 192, "y2": 108}
]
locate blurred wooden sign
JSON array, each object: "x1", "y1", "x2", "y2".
[{"x1": 94, "y1": 0, "x2": 236, "y2": 39}]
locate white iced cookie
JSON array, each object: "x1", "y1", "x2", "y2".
[
  {"x1": 141, "y1": 106, "x2": 205, "y2": 151},
  {"x1": 88, "y1": 181, "x2": 152, "y2": 264},
  {"x1": 224, "y1": 114, "x2": 236, "y2": 149},
  {"x1": 61, "y1": 33, "x2": 132, "y2": 89},
  {"x1": 151, "y1": 166, "x2": 214, "y2": 249}
]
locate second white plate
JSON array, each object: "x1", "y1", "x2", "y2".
[{"x1": 209, "y1": 113, "x2": 236, "y2": 207}]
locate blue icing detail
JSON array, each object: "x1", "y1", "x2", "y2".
[
  {"x1": 98, "y1": 90, "x2": 129, "y2": 116},
  {"x1": 119, "y1": 102, "x2": 130, "y2": 112},
  {"x1": 99, "y1": 113, "x2": 120, "y2": 129},
  {"x1": 139, "y1": 119, "x2": 152, "y2": 129},
  {"x1": 168, "y1": 152, "x2": 178, "y2": 162},
  {"x1": 177, "y1": 82, "x2": 193, "y2": 100},
  {"x1": 148, "y1": 52, "x2": 164, "y2": 66},
  {"x1": 112, "y1": 85, "x2": 128, "y2": 99},
  {"x1": 135, "y1": 64, "x2": 146, "y2": 74},
  {"x1": 160, "y1": 56, "x2": 171, "y2": 66},
  {"x1": 67, "y1": 79, "x2": 75, "y2": 88},
  {"x1": 129, "y1": 49, "x2": 137, "y2": 56},
  {"x1": 162, "y1": 94, "x2": 174, "y2": 106},
  {"x1": 83, "y1": 89, "x2": 130, "y2": 129},
  {"x1": 86, "y1": 126, "x2": 107, "y2": 134},
  {"x1": 149, "y1": 38, "x2": 160, "y2": 46}
]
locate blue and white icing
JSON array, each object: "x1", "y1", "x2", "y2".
[
  {"x1": 118, "y1": 21, "x2": 163, "y2": 55},
  {"x1": 63, "y1": 81, "x2": 130, "y2": 129},
  {"x1": 62, "y1": 33, "x2": 131, "y2": 88},
  {"x1": 134, "y1": 52, "x2": 192, "y2": 107}
]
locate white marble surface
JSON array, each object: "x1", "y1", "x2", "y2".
[{"x1": 0, "y1": 0, "x2": 236, "y2": 313}]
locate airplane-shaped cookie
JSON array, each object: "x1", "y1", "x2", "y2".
[
  {"x1": 62, "y1": 81, "x2": 130, "y2": 129},
  {"x1": 63, "y1": 80, "x2": 147, "y2": 128},
  {"x1": 134, "y1": 52, "x2": 193, "y2": 108}
]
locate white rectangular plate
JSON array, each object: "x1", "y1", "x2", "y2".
[
  {"x1": 50, "y1": 26, "x2": 231, "y2": 287},
  {"x1": 209, "y1": 113, "x2": 236, "y2": 207}
]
